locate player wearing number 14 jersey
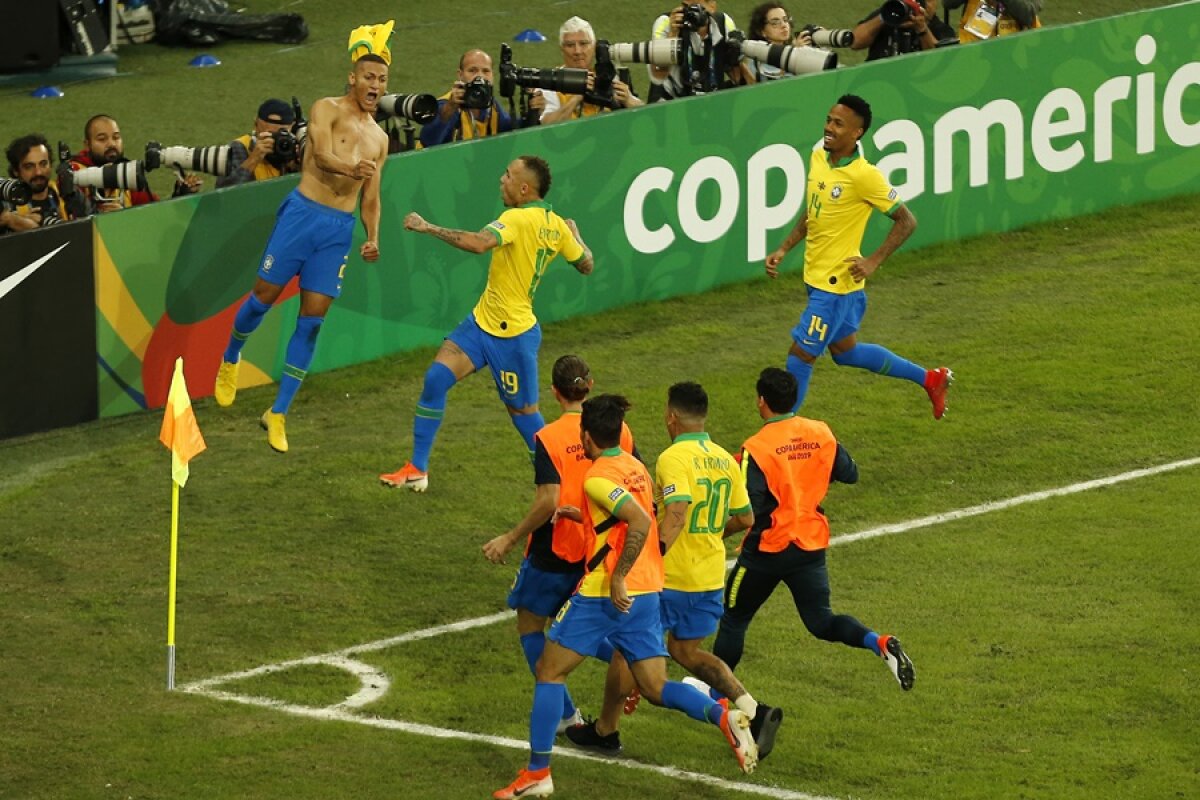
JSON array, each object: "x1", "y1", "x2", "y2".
[
  {"x1": 764, "y1": 94, "x2": 952, "y2": 418},
  {"x1": 381, "y1": 156, "x2": 594, "y2": 492}
]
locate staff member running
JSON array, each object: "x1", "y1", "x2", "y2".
[
  {"x1": 714, "y1": 368, "x2": 916, "y2": 691},
  {"x1": 381, "y1": 156, "x2": 593, "y2": 492}
]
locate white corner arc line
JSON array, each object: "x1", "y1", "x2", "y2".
[
  {"x1": 186, "y1": 687, "x2": 838, "y2": 800},
  {"x1": 0, "y1": 242, "x2": 70, "y2": 302}
]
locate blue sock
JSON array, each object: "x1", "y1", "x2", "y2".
[
  {"x1": 786, "y1": 353, "x2": 814, "y2": 411},
  {"x1": 223, "y1": 295, "x2": 272, "y2": 364},
  {"x1": 411, "y1": 362, "x2": 457, "y2": 472},
  {"x1": 519, "y1": 632, "x2": 577, "y2": 721},
  {"x1": 831, "y1": 343, "x2": 925, "y2": 385},
  {"x1": 864, "y1": 630, "x2": 880, "y2": 654},
  {"x1": 661, "y1": 680, "x2": 722, "y2": 725},
  {"x1": 592, "y1": 638, "x2": 614, "y2": 663},
  {"x1": 528, "y1": 682, "x2": 564, "y2": 771},
  {"x1": 510, "y1": 411, "x2": 546, "y2": 461},
  {"x1": 271, "y1": 315, "x2": 322, "y2": 414}
]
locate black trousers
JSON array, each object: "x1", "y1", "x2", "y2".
[{"x1": 713, "y1": 544, "x2": 870, "y2": 671}]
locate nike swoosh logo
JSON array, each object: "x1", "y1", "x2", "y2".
[{"x1": 0, "y1": 242, "x2": 70, "y2": 302}]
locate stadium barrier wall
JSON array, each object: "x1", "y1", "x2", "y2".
[
  {"x1": 0, "y1": 220, "x2": 97, "y2": 438},
  {"x1": 93, "y1": 1, "x2": 1199, "y2": 418}
]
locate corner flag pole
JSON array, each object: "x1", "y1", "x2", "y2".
[
  {"x1": 159, "y1": 356, "x2": 206, "y2": 691},
  {"x1": 167, "y1": 480, "x2": 180, "y2": 689}
]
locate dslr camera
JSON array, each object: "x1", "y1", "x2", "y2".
[
  {"x1": 460, "y1": 75, "x2": 493, "y2": 110},
  {"x1": 0, "y1": 177, "x2": 32, "y2": 205},
  {"x1": 270, "y1": 96, "x2": 308, "y2": 160},
  {"x1": 881, "y1": 0, "x2": 926, "y2": 26},
  {"x1": 800, "y1": 24, "x2": 855, "y2": 48},
  {"x1": 679, "y1": 3, "x2": 711, "y2": 31},
  {"x1": 498, "y1": 42, "x2": 589, "y2": 100}
]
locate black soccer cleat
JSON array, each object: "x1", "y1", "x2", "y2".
[
  {"x1": 564, "y1": 718, "x2": 622, "y2": 755},
  {"x1": 882, "y1": 635, "x2": 915, "y2": 691},
  {"x1": 749, "y1": 704, "x2": 784, "y2": 761}
]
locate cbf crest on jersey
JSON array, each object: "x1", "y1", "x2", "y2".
[
  {"x1": 262, "y1": 254, "x2": 275, "y2": 272},
  {"x1": 831, "y1": 184, "x2": 844, "y2": 200}
]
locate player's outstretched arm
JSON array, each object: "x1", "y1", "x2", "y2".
[
  {"x1": 403, "y1": 212, "x2": 497, "y2": 254},
  {"x1": 482, "y1": 482, "x2": 559, "y2": 564}
]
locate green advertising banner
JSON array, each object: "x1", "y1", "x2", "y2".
[{"x1": 94, "y1": 2, "x2": 1199, "y2": 417}]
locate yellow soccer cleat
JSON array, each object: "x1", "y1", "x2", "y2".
[
  {"x1": 214, "y1": 360, "x2": 239, "y2": 407},
  {"x1": 260, "y1": 410, "x2": 288, "y2": 453}
]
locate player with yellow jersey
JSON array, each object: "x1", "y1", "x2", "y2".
[
  {"x1": 765, "y1": 94, "x2": 953, "y2": 418},
  {"x1": 381, "y1": 155, "x2": 594, "y2": 492}
]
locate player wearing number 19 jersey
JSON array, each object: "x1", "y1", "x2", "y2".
[
  {"x1": 764, "y1": 94, "x2": 952, "y2": 418},
  {"x1": 380, "y1": 156, "x2": 594, "y2": 492}
]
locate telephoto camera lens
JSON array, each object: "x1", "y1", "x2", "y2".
[
  {"x1": 71, "y1": 161, "x2": 149, "y2": 192},
  {"x1": 0, "y1": 177, "x2": 32, "y2": 205},
  {"x1": 609, "y1": 39, "x2": 685, "y2": 68},
  {"x1": 377, "y1": 93, "x2": 438, "y2": 124},
  {"x1": 809, "y1": 28, "x2": 855, "y2": 47},
  {"x1": 738, "y1": 40, "x2": 838, "y2": 74}
]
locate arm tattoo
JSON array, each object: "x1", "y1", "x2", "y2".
[
  {"x1": 613, "y1": 524, "x2": 648, "y2": 578},
  {"x1": 426, "y1": 224, "x2": 468, "y2": 247}
]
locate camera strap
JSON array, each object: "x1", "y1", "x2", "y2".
[{"x1": 454, "y1": 107, "x2": 498, "y2": 141}]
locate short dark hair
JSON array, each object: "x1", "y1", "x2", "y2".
[
  {"x1": 84, "y1": 114, "x2": 116, "y2": 141},
  {"x1": 355, "y1": 53, "x2": 388, "y2": 69},
  {"x1": 6, "y1": 133, "x2": 49, "y2": 177},
  {"x1": 519, "y1": 154, "x2": 552, "y2": 198},
  {"x1": 757, "y1": 367, "x2": 798, "y2": 415},
  {"x1": 836, "y1": 94, "x2": 872, "y2": 134},
  {"x1": 581, "y1": 394, "x2": 631, "y2": 449},
  {"x1": 553, "y1": 354, "x2": 591, "y2": 402},
  {"x1": 667, "y1": 382, "x2": 708, "y2": 419}
]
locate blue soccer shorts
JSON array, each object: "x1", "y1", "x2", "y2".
[
  {"x1": 257, "y1": 189, "x2": 355, "y2": 299},
  {"x1": 507, "y1": 557, "x2": 581, "y2": 619},
  {"x1": 790, "y1": 286, "x2": 868, "y2": 358},
  {"x1": 447, "y1": 315, "x2": 542, "y2": 408},
  {"x1": 548, "y1": 593, "x2": 668, "y2": 664},
  {"x1": 660, "y1": 588, "x2": 724, "y2": 640}
]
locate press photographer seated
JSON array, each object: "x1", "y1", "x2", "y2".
[
  {"x1": 216, "y1": 99, "x2": 303, "y2": 188},
  {"x1": 852, "y1": 0, "x2": 956, "y2": 60},
  {"x1": 1, "y1": 134, "x2": 85, "y2": 235},
  {"x1": 420, "y1": 49, "x2": 543, "y2": 147},
  {"x1": 949, "y1": 0, "x2": 1042, "y2": 43},
  {"x1": 540, "y1": 16, "x2": 643, "y2": 125},
  {"x1": 69, "y1": 114, "x2": 201, "y2": 212}
]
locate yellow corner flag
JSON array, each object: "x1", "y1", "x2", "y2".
[
  {"x1": 159, "y1": 357, "x2": 206, "y2": 487},
  {"x1": 159, "y1": 357, "x2": 205, "y2": 689}
]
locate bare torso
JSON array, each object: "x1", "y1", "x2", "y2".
[{"x1": 297, "y1": 95, "x2": 388, "y2": 213}]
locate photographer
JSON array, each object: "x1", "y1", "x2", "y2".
[
  {"x1": 648, "y1": 2, "x2": 751, "y2": 101},
  {"x1": 216, "y1": 99, "x2": 302, "y2": 188},
  {"x1": 951, "y1": 0, "x2": 1041, "y2": 43},
  {"x1": 852, "y1": 0, "x2": 955, "y2": 60},
  {"x1": 69, "y1": 114, "x2": 202, "y2": 212},
  {"x1": 420, "y1": 50, "x2": 543, "y2": 147},
  {"x1": 540, "y1": 17, "x2": 643, "y2": 125},
  {"x1": 745, "y1": 3, "x2": 804, "y2": 82},
  {"x1": 2, "y1": 134, "x2": 85, "y2": 234}
]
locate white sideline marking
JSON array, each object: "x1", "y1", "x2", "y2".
[
  {"x1": 182, "y1": 457, "x2": 1199, "y2": 798},
  {"x1": 186, "y1": 688, "x2": 837, "y2": 800}
]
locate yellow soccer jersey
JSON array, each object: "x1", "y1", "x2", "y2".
[
  {"x1": 475, "y1": 201, "x2": 585, "y2": 338},
  {"x1": 656, "y1": 432, "x2": 751, "y2": 592},
  {"x1": 804, "y1": 146, "x2": 902, "y2": 295}
]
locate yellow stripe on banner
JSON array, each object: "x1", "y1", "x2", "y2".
[{"x1": 94, "y1": 226, "x2": 155, "y2": 359}]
